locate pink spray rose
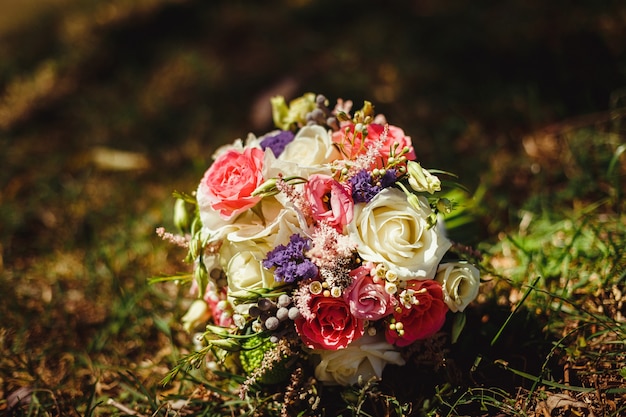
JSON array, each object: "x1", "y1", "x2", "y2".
[
  {"x1": 197, "y1": 147, "x2": 265, "y2": 220},
  {"x1": 295, "y1": 293, "x2": 365, "y2": 350},
  {"x1": 344, "y1": 266, "x2": 396, "y2": 320},
  {"x1": 385, "y1": 279, "x2": 448, "y2": 347},
  {"x1": 304, "y1": 174, "x2": 353, "y2": 232}
]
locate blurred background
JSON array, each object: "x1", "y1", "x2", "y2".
[{"x1": 1, "y1": 0, "x2": 625, "y2": 414}]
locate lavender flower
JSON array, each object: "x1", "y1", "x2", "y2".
[
  {"x1": 260, "y1": 130, "x2": 295, "y2": 158},
  {"x1": 263, "y1": 234, "x2": 318, "y2": 283}
]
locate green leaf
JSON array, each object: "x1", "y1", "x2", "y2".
[{"x1": 451, "y1": 312, "x2": 467, "y2": 344}]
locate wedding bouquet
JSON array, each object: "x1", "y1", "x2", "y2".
[{"x1": 157, "y1": 93, "x2": 481, "y2": 414}]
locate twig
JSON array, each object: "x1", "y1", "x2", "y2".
[{"x1": 106, "y1": 398, "x2": 149, "y2": 417}]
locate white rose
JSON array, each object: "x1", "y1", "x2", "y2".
[
  {"x1": 348, "y1": 188, "x2": 451, "y2": 280},
  {"x1": 313, "y1": 335, "x2": 405, "y2": 386},
  {"x1": 264, "y1": 125, "x2": 340, "y2": 178},
  {"x1": 226, "y1": 203, "x2": 307, "y2": 250},
  {"x1": 435, "y1": 262, "x2": 480, "y2": 312},
  {"x1": 220, "y1": 236, "x2": 276, "y2": 314},
  {"x1": 199, "y1": 196, "x2": 289, "y2": 243},
  {"x1": 220, "y1": 241, "x2": 276, "y2": 312}
]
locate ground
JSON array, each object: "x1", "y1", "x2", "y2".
[{"x1": 0, "y1": 1, "x2": 625, "y2": 415}]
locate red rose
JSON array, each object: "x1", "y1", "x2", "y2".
[
  {"x1": 197, "y1": 147, "x2": 265, "y2": 220},
  {"x1": 295, "y1": 293, "x2": 365, "y2": 350},
  {"x1": 385, "y1": 280, "x2": 448, "y2": 347}
]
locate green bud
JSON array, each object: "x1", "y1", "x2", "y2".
[
  {"x1": 406, "y1": 193, "x2": 422, "y2": 212},
  {"x1": 336, "y1": 111, "x2": 351, "y2": 122},
  {"x1": 427, "y1": 212, "x2": 438, "y2": 228},
  {"x1": 173, "y1": 198, "x2": 191, "y2": 233},
  {"x1": 194, "y1": 261, "x2": 208, "y2": 296},
  {"x1": 360, "y1": 100, "x2": 375, "y2": 119},
  {"x1": 251, "y1": 178, "x2": 278, "y2": 197},
  {"x1": 436, "y1": 198, "x2": 453, "y2": 214},
  {"x1": 208, "y1": 338, "x2": 242, "y2": 352}
]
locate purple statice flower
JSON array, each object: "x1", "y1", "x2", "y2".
[
  {"x1": 260, "y1": 130, "x2": 295, "y2": 158},
  {"x1": 349, "y1": 168, "x2": 398, "y2": 203},
  {"x1": 380, "y1": 168, "x2": 398, "y2": 188},
  {"x1": 349, "y1": 170, "x2": 380, "y2": 203},
  {"x1": 263, "y1": 234, "x2": 318, "y2": 283}
]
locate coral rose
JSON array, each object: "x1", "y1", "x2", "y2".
[
  {"x1": 332, "y1": 123, "x2": 415, "y2": 168},
  {"x1": 197, "y1": 147, "x2": 265, "y2": 221},
  {"x1": 385, "y1": 280, "x2": 448, "y2": 347},
  {"x1": 295, "y1": 293, "x2": 365, "y2": 350}
]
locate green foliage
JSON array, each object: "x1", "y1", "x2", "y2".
[{"x1": 239, "y1": 335, "x2": 292, "y2": 385}]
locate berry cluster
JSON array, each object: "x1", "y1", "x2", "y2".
[{"x1": 249, "y1": 294, "x2": 301, "y2": 343}]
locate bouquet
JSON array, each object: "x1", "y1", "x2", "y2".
[{"x1": 157, "y1": 93, "x2": 481, "y2": 415}]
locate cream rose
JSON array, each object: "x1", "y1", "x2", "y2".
[
  {"x1": 221, "y1": 242, "x2": 275, "y2": 294},
  {"x1": 219, "y1": 204, "x2": 307, "y2": 312},
  {"x1": 200, "y1": 195, "x2": 294, "y2": 244},
  {"x1": 435, "y1": 262, "x2": 480, "y2": 312},
  {"x1": 313, "y1": 335, "x2": 405, "y2": 386},
  {"x1": 348, "y1": 188, "x2": 451, "y2": 280},
  {"x1": 225, "y1": 203, "x2": 307, "y2": 252},
  {"x1": 264, "y1": 125, "x2": 340, "y2": 178}
]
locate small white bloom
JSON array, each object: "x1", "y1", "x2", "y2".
[
  {"x1": 398, "y1": 289, "x2": 418, "y2": 309},
  {"x1": 384, "y1": 281, "x2": 398, "y2": 295},
  {"x1": 181, "y1": 299, "x2": 210, "y2": 333},
  {"x1": 407, "y1": 161, "x2": 441, "y2": 194},
  {"x1": 435, "y1": 262, "x2": 481, "y2": 312},
  {"x1": 385, "y1": 270, "x2": 398, "y2": 282}
]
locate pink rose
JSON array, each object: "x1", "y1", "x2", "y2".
[
  {"x1": 304, "y1": 174, "x2": 353, "y2": 232},
  {"x1": 344, "y1": 266, "x2": 396, "y2": 320},
  {"x1": 295, "y1": 293, "x2": 365, "y2": 350},
  {"x1": 332, "y1": 123, "x2": 416, "y2": 169},
  {"x1": 197, "y1": 147, "x2": 265, "y2": 220},
  {"x1": 385, "y1": 280, "x2": 448, "y2": 347}
]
